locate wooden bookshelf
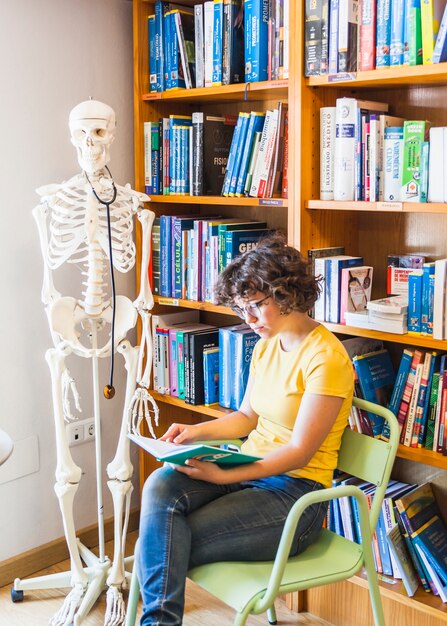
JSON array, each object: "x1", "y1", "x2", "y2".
[{"x1": 133, "y1": 2, "x2": 447, "y2": 624}]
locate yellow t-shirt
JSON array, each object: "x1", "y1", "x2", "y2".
[{"x1": 241, "y1": 325, "x2": 354, "y2": 488}]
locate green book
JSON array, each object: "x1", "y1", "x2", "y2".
[{"x1": 128, "y1": 434, "x2": 261, "y2": 466}]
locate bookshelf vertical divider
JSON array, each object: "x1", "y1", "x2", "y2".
[{"x1": 133, "y1": 1, "x2": 447, "y2": 624}]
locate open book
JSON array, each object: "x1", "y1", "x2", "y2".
[{"x1": 128, "y1": 433, "x2": 261, "y2": 466}]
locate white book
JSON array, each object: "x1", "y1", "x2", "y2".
[
  {"x1": 175, "y1": 11, "x2": 193, "y2": 89},
  {"x1": 249, "y1": 110, "x2": 277, "y2": 197},
  {"x1": 203, "y1": 1, "x2": 214, "y2": 87},
  {"x1": 369, "y1": 114, "x2": 379, "y2": 202},
  {"x1": 433, "y1": 258, "x2": 447, "y2": 340},
  {"x1": 367, "y1": 295, "x2": 408, "y2": 314},
  {"x1": 383, "y1": 127, "x2": 403, "y2": 201},
  {"x1": 334, "y1": 98, "x2": 357, "y2": 201},
  {"x1": 320, "y1": 107, "x2": 336, "y2": 200},
  {"x1": 283, "y1": 0, "x2": 290, "y2": 79},
  {"x1": 194, "y1": 4, "x2": 204, "y2": 88},
  {"x1": 378, "y1": 115, "x2": 406, "y2": 200},
  {"x1": 144, "y1": 121, "x2": 152, "y2": 189},
  {"x1": 428, "y1": 126, "x2": 446, "y2": 202}
]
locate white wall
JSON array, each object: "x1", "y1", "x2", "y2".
[{"x1": 0, "y1": 0, "x2": 139, "y2": 561}]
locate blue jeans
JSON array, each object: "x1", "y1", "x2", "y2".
[{"x1": 136, "y1": 466, "x2": 327, "y2": 626}]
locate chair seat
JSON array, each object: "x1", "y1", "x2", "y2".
[{"x1": 188, "y1": 529, "x2": 364, "y2": 614}]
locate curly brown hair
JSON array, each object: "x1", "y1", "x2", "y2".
[{"x1": 214, "y1": 233, "x2": 322, "y2": 314}]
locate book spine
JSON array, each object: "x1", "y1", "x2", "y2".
[
  {"x1": 222, "y1": 113, "x2": 244, "y2": 196},
  {"x1": 222, "y1": 0, "x2": 232, "y2": 85},
  {"x1": 160, "y1": 215, "x2": 172, "y2": 297},
  {"x1": 408, "y1": 270, "x2": 423, "y2": 335},
  {"x1": 408, "y1": 0, "x2": 423, "y2": 65},
  {"x1": 204, "y1": 1, "x2": 215, "y2": 87},
  {"x1": 144, "y1": 122, "x2": 152, "y2": 194},
  {"x1": 212, "y1": 0, "x2": 224, "y2": 85},
  {"x1": 401, "y1": 120, "x2": 428, "y2": 202},
  {"x1": 390, "y1": 0, "x2": 406, "y2": 65},
  {"x1": 148, "y1": 15, "x2": 158, "y2": 93},
  {"x1": 432, "y1": 2, "x2": 447, "y2": 62},
  {"x1": 219, "y1": 328, "x2": 233, "y2": 408},
  {"x1": 255, "y1": 109, "x2": 279, "y2": 197},
  {"x1": 244, "y1": 0, "x2": 269, "y2": 82},
  {"x1": 382, "y1": 349, "x2": 414, "y2": 440},
  {"x1": 304, "y1": 0, "x2": 323, "y2": 76},
  {"x1": 175, "y1": 11, "x2": 193, "y2": 90},
  {"x1": 421, "y1": 0, "x2": 436, "y2": 63},
  {"x1": 155, "y1": 1, "x2": 165, "y2": 91},
  {"x1": 419, "y1": 140, "x2": 429, "y2": 202},
  {"x1": 397, "y1": 349, "x2": 423, "y2": 438},
  {"x1": 194, "y1": 4, "x2": 205, "y2": 87},
  {"x1": 168, "y1": 329, "x2": 178, "y2": 396},
  {"x1": 334, "y1": 97, "x2": 357, "y2": 201},
  {"x1": 359, "y1": 0, "x2": 376, "y2": 70},
  {"x1": 411, "y1": 351, "x2": 433, "y2": 446},
  {"x1": 249, "y1": 110, "x2": 274, "y2": 196},
  {"x1": 320, "y1": 107, "x2": 336, "y2": 200},
  {"x1": 228, "y1": 113, "x2": 251, "y2": 196},
  {"x1": 151, "y1": 217, "x2": 161, "y2": 295},
  {"x1": 328, "y1": 0, "x2": 340, "y2": 74},
  {"x1": 177, "y1": 331, "x2": 186, "y2": 399},
  {"x1": 383, "y1": 127, "x2": 403, "y2": 202},
  {"x1": 421, "y1": 263, "x2": 436, "y2": 335},
  {"x1": 281, "y1": 110, "x2": 289, "y2": 198},
  {"x1": 235, "y1": 112, "x2": 265, "y2": 197},
  {"x1": 425, "y1": 372, "x2": 440, "y2": 449},
  {"x1": 376, "y1": 0, "x2": 392, "y2": 67},
  {"x1": 433, "y1": 258, "x2": 447, "y2": 340},
  {"x1": 244, "y1": 131, "x2": 262, "y2": 195},
  {"x1": 338, "y1": 0, "x2": 359, "y2": 72}
]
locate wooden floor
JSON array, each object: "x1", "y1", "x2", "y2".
[{"x1": 0, "y1": 532, "x2": 333, "y2": 626}]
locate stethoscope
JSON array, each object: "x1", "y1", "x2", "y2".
[{"x1": 84, "y1": 165, "x2": 117, "y2": 400}]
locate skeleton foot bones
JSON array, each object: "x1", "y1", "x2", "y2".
[
  {"x1": 49, "y1": 585, "x2": 85, "y2": 626},
  {"x1": 104, "y1": 586, "x2": 126, "y2": 626}
]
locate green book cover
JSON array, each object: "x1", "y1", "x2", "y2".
[{"x1": 128, "y1": 434, "x2": 261, "y2": 466}]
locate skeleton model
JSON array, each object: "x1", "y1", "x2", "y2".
[{"x1": 12, "y1": 100, "x2": 159, "y2": 626}]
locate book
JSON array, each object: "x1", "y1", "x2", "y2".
[
  {"x1": 420, "y1": 0, "x2": 444, "y2": 64},
  {"x1": 359, "y1": 0, "x2": 376, "y2": 71},
  {"x1": 390, "y1": 0, "x2": 406, "y2": 65},
  {"x1": 376, "y1": 0, "x2": 392, "y2": 67},
  {"x1": 219, "y1": 323, "x2": 247, "y2": 407},
  {"x1": 204, "y1": 0, "x2": 214, "y2": 86},
  {"x1": 432, "y1": 1, "x2": 447, "y2": 62},
  {"x1": 249, "y1": 108, "x2": 279, "y2": 198},
  {"x1": 224, "y1": 228, "x2": 270, "y2": 269},
  {"x1": 401, "y1": 120, "x2": 431, "y2": 202},
  {"x1": 194, "y1": 4, "x2": 205, "y2": 87},
  {"x1": 243, "y1": 130, "x2": 262, "y2": 196},
  {"x1": 382, "y1": 348, "x2": 413, "y2": 441},
  {"x1": 202, "y1": 114, "x2": 237, "y2": 195},
  {"x1": 203, "y1": 347, "x2": 220, "y2": 405},
  {"x1": 353, "y1": 349, "x2": 396, "y2": 436},
  {"x1": 175, "y1": 9, "x2": 196, "y2": 89},
  {"x1": 232, "y1": 327, "x2": 259, "y2": 409},
  {"x1": 338, "y1": 0, "x2": 359, "y2": 72},
  {"x1": 386, "y1": 524, "x2": 420, "y2": 596},
  {"x1": 320, "y1": 106, "x2": 336, "y2": 200},
  {"x1": 235, "y1": 112, "x2": 265, "y2": 197},
  {"x1": 244, "y1": 0, "x2": 269, "y2": 82},
  {"x1": 305, "y1": 0, "x2": 327, "y2": 75},
  {"x1": 408, "y1": 270, "x2": 424, "y2": 335},
  {"x1": 328, "y1": 0, "x2": 340, "y2": 74},
  {"x1": 367, "y1": 295, "x2": 408, "y2": 314},
  {"x1": 325, "y1": 255, "x2": 364, "y2": 323},
  {"x1": 212, "y1": 0, "x2": 224, "y2": 85},
  {"x1": 222, "y1": 0, "x2": 244, "y2": 84},
  {"x1": 339, "y1": 265, "x2": 373, "y2": 325},
  {"x1": 408, "y1": 0, "x2": 423, "y2": 65},
  {"x1": 383, "y1": 126, "x2": 404, "y2": 201},
  {"x1": 128, "y1": 433, "x2": 261, "y2": 466}
]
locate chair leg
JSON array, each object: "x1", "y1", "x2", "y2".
[
  {"x1": 124, "y1": 560, "x2": 140, "y2": 626},
  {"x1": 363, "y1": 556, "x2": 386, "y2": 626},
  {"x1": 267, "y1": 605, "x2": 277, "y2": 625}
]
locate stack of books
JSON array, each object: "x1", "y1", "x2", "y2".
[{"x1": 345, "y1": 295, "x2": 408, "y2": 334}]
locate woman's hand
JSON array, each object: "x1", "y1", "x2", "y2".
[
  {"x1": 159, "y1": 422, "x2": 203, "y2": 444},
  {"x1": 174, "y1": 458, "x2": 230, "y2": 484}
]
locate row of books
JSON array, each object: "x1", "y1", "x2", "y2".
[
  {"x1": 151, "y1": 215, "x2": 271, "y2": 301},
  {"x1": 222, "y1": 104, "x2": 288, "y2": 199},
  {"x1": 148, "y1": 0, "x2": 289, "y2": 93},
  {"x1": 329, "y1": 477, "x2": 447, "y2": 600},
  {"x1": 144, "y1": 113, "x2": 236, "y2": 196},
  {"x1": 305, "y1": 0, "x2": 447, "y2": 78},
  {"x1": 151, "y1": 310, "x2": 258, "y2": 408}
]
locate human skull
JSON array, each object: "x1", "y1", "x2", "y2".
[{"x1": 69, "y1": 100, "x2": 116, "y2": 175}]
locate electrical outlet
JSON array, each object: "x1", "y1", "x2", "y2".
[
  {"x1": 66, "y1": 418, "x2": 95, "y2": 447},
  {"x1": 84, "y1": 419, "x2": 95, "y2": 441}
]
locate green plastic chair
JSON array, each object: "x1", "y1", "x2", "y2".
[{"x1": 125, "y1": 397, "x2": 399, "y2": 626}]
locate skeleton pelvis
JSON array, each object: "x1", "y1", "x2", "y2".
[{"x1": 49, "y1": 296, "x2": 137, "y2": 358}]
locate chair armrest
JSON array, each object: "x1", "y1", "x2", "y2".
[{"x1": 255, "y1": 484, "x2": 372, "y2": 614}]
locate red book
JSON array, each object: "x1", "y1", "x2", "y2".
[
  {"x1": 281, "y1": 110, "x2": 289, "y2": 199},
  {"x1": 397, "y1": 349, "x2": 424, "y2": 442},
  {"x1": 359, "y1": 0, "x2": 376, "y2": 71}
]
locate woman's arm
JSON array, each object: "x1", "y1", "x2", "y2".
[
  {"x1": 159, "y1": 373, "x2": 259, "y2": 444},
  {"x1": 176, "y1": 391, "x2": 344, "y2": 484}
]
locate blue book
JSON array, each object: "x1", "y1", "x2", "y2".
[
  {"x1": 421, "y1": 262, "x2": 435, "y2": 335},
  {"x1": 169, "y1": 115, "x2": 192, "y2": 194},
  {"x1": 228, "y1": 113, "x2": 251, "y2": 196},
  {"x1": 328, "y1": 0, "x2": 340, "y2": 74},
  {"x1": 353, "y1": 349, "x2": 396, "y2": 437},
  {"x1": 178, "y1": 126, "x2": 190, "y2": 194},
  {"x1": 382, "y1": 348, "x2": 413, "y2": 441},
  {"x1": 224, "y1": 228, "x2": 270, "y2": 269},
  {"x1": 432, "y1": 1, "x2": 447, "y2": 63},
  {"x1": 244, "y1": 0, "x2": 269, "y2": 82},
  {"x1": 155, "y1": 1, "x2": 166, "y2": 91},
  {"x1": 222, "y1": 113, "x2": 245, "y2": 196},
  {"x1": 171, "y1": 216, "x2": 198, "y2": 298},
  {"x1": 164, "y1": 11, "x2": 174, "y2": 90},
  {"x1": 167, "y1": 10, "x2": 187, "y2": 90},
  {"x1": 390, "y1": 0, "x2": 405, "y2": 65},
  {"x1": 325, "y1": 255, "x2": 364, "y2": 323},
  {"x1": 148, "y1": 15, "x2": 158, "y2": 93},
  {"x1": 376, "y1": 0, "x2": 391, "y2": 67},
  {"x1": 212, "y1": 0, "x2": 224, "y2": 85},
  {"x1": 218, "y1": 324, "x2": 246, "y2": 408},
  {"x1": 232, "y1": 328, "x2": 259, "y2": 410},
  {"x1": 408, "y1": 270, "x2": 423, "y2": 335},
  {"x1": 235, "y1": 112, "x2": 265, "y2": 196},
  {"x1": 160, "y1": 215, "x2": 172, "y2": 296},
  {"x1": 203, "y1": 347, "x2": 220, "y2": 405}
]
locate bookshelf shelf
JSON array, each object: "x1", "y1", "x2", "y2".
[
  {"x1": 306, "y1": 63, "x2": 447, "y2": 89},
  {"x1": 323, "y1": 322, "x2": 447, "y2": 351},
  {"x1": 150, "y1": 194, "x2": 288, "y2": 208},
  {"x1": 154, "y1": 296, "x2": 236, "y2": 316},
  {"x1": 307, "y1": 200, "x2": 447, "y2": 214},
  {"x1": 396, "y1": 445, "x2": 447, "y2": 471},
  {"x1": 150, "y1": 391, "x2": 233, "y2": 420},
  {"x1": 352, "y1": 569, "x2": 447, "y2": 619},
  {"x1": 142, "y1": 79, "x2": 289, "y2": 103}
]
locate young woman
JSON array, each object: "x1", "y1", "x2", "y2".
[{"x1": 136, "y1": 234, "x2": 354, "y2": 626}]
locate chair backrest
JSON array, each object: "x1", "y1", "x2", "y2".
[{"x1": 336, "y1": 397, "x2": 399, "y2": 532}]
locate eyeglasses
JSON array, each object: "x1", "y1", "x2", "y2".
[{"x1": 231, "y1": 295, "x2": 271, "y2": 319}]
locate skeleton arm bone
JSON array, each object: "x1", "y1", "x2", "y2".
[
  {"x1": 33, "y1": 201, "x2": 61, "y2": 310},
  {"x1": 133, "y1": 207, "x2": 155, "y2": 312}
]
